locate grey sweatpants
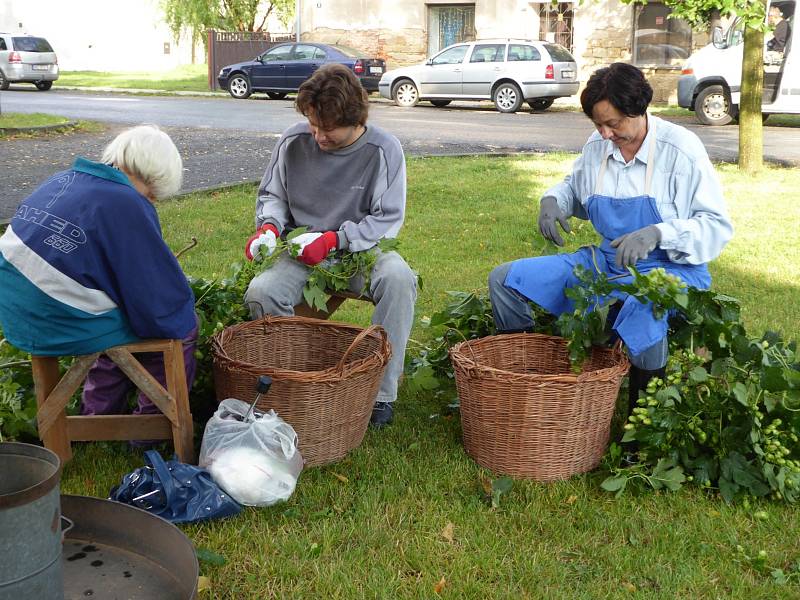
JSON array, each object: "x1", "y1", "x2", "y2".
[{"x1": 244, "y1": 250, "x2": 417, "y2": 404}]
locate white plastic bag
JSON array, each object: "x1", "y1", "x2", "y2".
[{"x1": 199, "y1": 398, "x2": 303, "y2": 506}]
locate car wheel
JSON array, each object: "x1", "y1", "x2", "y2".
[
  {"x1": 694, "y1": 85, "x2": 734, "y2": 126},
  {"x1": 430, "y1": 99, "x2": 451, "y2": 107},
  {"x1": 35, "y1": 81, "x2": 52, "y2": 91},
  {"x1": 0, "y1": 70, "x2": 9, "y2": 91},
  {"x1": 528, "y1": 98, "x2": 554, "y2": 111},
  {"x1": 494, "y1": 82, "x2": 523, "y2": 113},
  {"x1": 228, "y1": 75, "x2": 252, "y2": 99},
  {"x1": 267, "y1": 92, "x2": 287, "y2": 100},
  {"x1": 392, "y1": 79, "x2": 419, "y2": 107}
]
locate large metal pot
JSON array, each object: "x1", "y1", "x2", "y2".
[{"x1": 0, "y1": 442, "x2": 64, "y2": 600}]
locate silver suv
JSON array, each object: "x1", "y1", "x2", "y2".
[
  {"x1": 0, "y1": 33, "x2": 59, "y2": 91},
  {"x1": 379, "y1": 38, "x2": 579, "y2": 113}
]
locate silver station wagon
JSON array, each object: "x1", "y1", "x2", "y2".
[
  {"x1": 379, "y1": 38, "x2": 579, "y2": 113},
  {"x1": 0, "y1": 33, "x2": 59, "y2": 91}
]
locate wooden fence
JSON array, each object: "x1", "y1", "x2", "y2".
[{"x1": 207, "y1": 30, "x2": 294, "y2": 90}]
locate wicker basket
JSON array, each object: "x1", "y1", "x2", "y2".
[
  {"x1": 211, "y1": 316, "x2": 391, "y2": 466},
  {"x1": 450, "y1": 333, "x2": 629, "y2": 481}
]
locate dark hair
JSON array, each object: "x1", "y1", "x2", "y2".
[
  {"x1": 295, "y1": 63, "x2": 369, "y2": 129},
  {"x1": 580, "y1": 62, "x2": 653, "y2": 119}
]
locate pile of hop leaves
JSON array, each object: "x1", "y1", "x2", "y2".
[
  {"x1": 187, "y1": 260, "x2": 258, "y2": 414},
  {"x1": 590, "y1": 275, "x2": 800, "y2": 504},
  {"x1": 256, "y1": 228, "x2": 405, "y2": 313},
  {"x1": 0, "y1": 337, "x2": 38, "y2": 441},
  {"x1": 405, "y1": 291, "x2": 499, "y2": 394}
]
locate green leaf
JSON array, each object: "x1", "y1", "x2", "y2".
[
  {"x1": 601, "y1": 475, "x2": 628, "y2": 492},
  {"x1": 718, "y1": 476, "x2": 738, "y2": 503},
  {"x1": 196, "y1": 547, "x2": 227, "y2": 566},
  {"x1": 688, "y1": 366, "x2": 708, "y2": 383},
  {"x1": 761, "y1": 367, "x2": 790, "y2": 392},
  {"x1": 732, "y1": 382, "x2": 749, "y2": 407},
  {"x1": 285, "y1": 226, "x2": 309, "y2": 241},
  {"x1": 492, "y1": 476, "x2": 513, "y2": 494}
]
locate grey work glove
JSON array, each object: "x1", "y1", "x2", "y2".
[
  {"x1": 610, "y1": 225, "x2": 662, "y2": 267},
  {"x1": 538, "y1": 195, "x2": 571, "y2": 246}
]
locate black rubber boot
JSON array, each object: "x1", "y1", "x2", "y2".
[
  {"x1": 370, "y1": 401, "x2": 394, "y2": 428},
  {"x1": 627, "y1": 366, "x2": 667, "y2": 415}
]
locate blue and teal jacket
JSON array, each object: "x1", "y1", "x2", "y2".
[{"x1": 0, "y1": 158, "x2": 196, "y2": 356}]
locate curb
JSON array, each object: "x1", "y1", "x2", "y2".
[{"x1": 0, "y1": 120, "x2": 79, "y2": 134}]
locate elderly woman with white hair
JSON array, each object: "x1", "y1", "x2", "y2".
[{"x1": 0, "y1": 124, "x2": 198, "y2": 418}]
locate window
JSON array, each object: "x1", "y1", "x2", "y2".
[
  {"x1": 432, "y1": 44, "x2": 469, "y2": 65},
  {"x1": 293, "y1": 45, "x2": 321, "y2": 60},
  {"x1": 469, "y1": 44, "x2": 504, "y2": 63},
  {"x1": 261, "y1": 45, "x2": 293, "y2": 62},
  {"x1": 543, "y1": 43, "x2": 575, "y2": 62},
  {"x1": 538, "y1": 3, "x2": 574, "y2": 51},
  {"x1": 427, "y1": 5, "x2": 476, "y2": 55},
  {"x1": 11, "y1": 37, "x2": 53, "y2": 52},
  {"x1": 633, "y1": 2, "x2": 692, "y2": 66},
  {"x1": 0, "y1": 38, "x2": 6, "y2": 51},
  {"x1": 508, "y1": 44, "x2": 541, "y2": 62}
]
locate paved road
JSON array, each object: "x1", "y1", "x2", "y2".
[{"x1": 2, "y1": 88, "x2": 799, "y2": 220}]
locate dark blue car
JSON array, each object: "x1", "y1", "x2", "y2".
[{"x1": 218, "y1": 42, "x2": 386, "y2": 99}]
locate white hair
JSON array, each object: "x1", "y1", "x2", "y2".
[{"x1": 101, "y1": 124, "x2": 183, "y2": 199}]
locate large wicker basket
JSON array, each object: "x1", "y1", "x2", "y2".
[
  {"x1": 211, "y1": 316, "x2": 391, "y2": 466},
  {"x1": 450, "y1": 333, "x2": 629, "y2": 481}
]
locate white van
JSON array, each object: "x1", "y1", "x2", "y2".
[{"x1": 677, "y1": 0, "x2": 797, "y2": 125}]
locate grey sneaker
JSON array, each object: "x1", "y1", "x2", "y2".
[{"x1": 369, "y1": 402, "x2": 394, "y2": 427}]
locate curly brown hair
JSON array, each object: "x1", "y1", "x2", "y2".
[{"x1": 295, "y1": 63, "x2": 369, "y2": 130}]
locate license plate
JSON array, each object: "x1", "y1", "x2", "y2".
[
  {"x1": 561, "y1": 69, "x2": 574, "y2": 79},
  {"x1": 369, "y1": 66, "x2": 383, "y2": 75},
  {"x1": 33, "y1": 64, "x2": 49, "y2": 71}
]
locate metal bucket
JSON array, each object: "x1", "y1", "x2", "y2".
[{"x1": 0, "y1": 442, "x2": 64, "y2": 600}]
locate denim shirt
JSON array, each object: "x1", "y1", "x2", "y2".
[{"x1": 545, "y1": 115, "x2": 733, "y2": 265}]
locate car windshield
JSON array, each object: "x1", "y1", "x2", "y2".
[
  {"x1": 12, "y1": 37, "x2": 53, "y2": 52},
  {"x1": 543, "y1": 43, "x2": 575, "y2": 62},
  {"x1": 330, "y1": 45, "x2": 362, "y2": 58}
]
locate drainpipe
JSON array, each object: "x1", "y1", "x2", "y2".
[{"x1": 296, "y1": 0, "x2": 301, "y2": 42}]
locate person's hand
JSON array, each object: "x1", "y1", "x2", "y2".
[
  {"x1": 610, "y1": 225, "x2": 661, "y2": 267},
  {"x1": 538, "y1": 195, "x2": 570, "y2": 246},
  {"x1": 291, "y1": 231, "x2": 338, "y2": 266},
  {"x1": 245, "y1": 223, "x2": 279, "y2": 261}
]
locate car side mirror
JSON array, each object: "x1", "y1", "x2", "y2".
[
  {"x1": 712, "y1": 26, "x2": 725, "y2": 49},
  {"x1": 425, "y1": 58, "x2": 433, "y2": 66}
]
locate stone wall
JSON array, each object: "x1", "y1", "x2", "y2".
[{"x1": 305, "y1": 28, "x2": 427, "y2": 68}]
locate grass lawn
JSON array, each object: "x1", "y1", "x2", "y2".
[
  {"x1": 58, "y1": 64, "x2": 210, "y2": 92},
  {"x1": 0, "y1": 111, "x2": 71, "y2": 128},
  {"x1": 0, "y1": 112, "x2": 103, "y2": 139},
  {"x1": 61, "y1": 155, "x2": 800, "y2": 599}
]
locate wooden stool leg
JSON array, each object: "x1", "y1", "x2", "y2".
[
  {"x1": 32, "y1": 357, "x2": 72, "y2": 463},
  {"x1": 163, "y1": 339, "x2": 195, "y2": 463}
]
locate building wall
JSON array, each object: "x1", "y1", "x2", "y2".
[
  {"x1": 0, "y1": 0, "x2": 198, "y2": 71},
  {"x1": 300, "y1": 0, "x2": 708, "y2": 104}
]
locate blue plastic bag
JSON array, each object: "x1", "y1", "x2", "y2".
[{"x1": 109, "y1": 450, "x2": 241, "y2": 524}]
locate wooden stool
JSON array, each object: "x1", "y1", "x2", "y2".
[
  {"x1": 293, "y1": 290, "x2": 374, "y2": 320},
  {"x1": 32, "y1": 339, "x2": 195, "y2": 465}
]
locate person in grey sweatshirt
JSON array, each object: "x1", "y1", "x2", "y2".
[{"x1": 243, "y1": 63, "x2": 416, "y2": 427}]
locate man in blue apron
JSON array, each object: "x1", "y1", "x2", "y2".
[{"x1": 488, "y1": 63, "x2": 733, "y2": 413}]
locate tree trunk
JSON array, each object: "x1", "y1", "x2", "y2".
[{"x1": 738, "y1": 12, "x2": 765, "y2": 174}]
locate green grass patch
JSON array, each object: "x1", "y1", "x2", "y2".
[
  {"x1": 0, "y1": 112, "x2": 104, "y2": 139},
  {"x1": 0, "y1": 111, "x2": 71, "y2": 128},
  {"x1": 58, "y1": 64, "x2": 209, "y2": 92},
  {"x1": 60, "y1": 155, "x2": 800, "y2": 598}
]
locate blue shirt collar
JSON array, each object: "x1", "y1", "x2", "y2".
[{"x1": 72, "y1": 157, "x2": 134, "y2": 188}]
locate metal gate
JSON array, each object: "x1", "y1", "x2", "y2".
[{"x1": 207, "y1": 30, "x2": 294, "y2": 90}]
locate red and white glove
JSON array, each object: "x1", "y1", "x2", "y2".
[
  {"x1": 291, "y1": 231, "x2": 338, "y2": 266},
  {"x1": 245, "y1": 223, "x2": 279, "y2": 261}
]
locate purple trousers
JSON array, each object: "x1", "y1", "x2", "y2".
[{"x1": 80, "y1": 323, "x2": 199, "y2": 416}]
